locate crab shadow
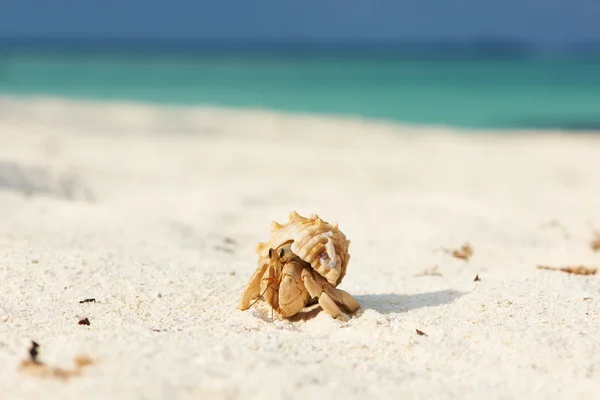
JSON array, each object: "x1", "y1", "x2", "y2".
[
  {"x1": 284, "y1": 289, "x2": 465, "y2": 321},
  {"x1": 355, "y1": 289, "x2": 465, "y2": 314}
]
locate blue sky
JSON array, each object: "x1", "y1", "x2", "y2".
[{"x1": 1, "y1": 0, "x2": 599, "y2": 48}]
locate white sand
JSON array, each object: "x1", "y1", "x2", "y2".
[{"x1": 1, "y1": 96, "x2": 599, "y2": 399}]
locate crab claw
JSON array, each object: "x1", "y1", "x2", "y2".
[{"x1": 277, "y1": 261, "x2": 310, "y2": 318}]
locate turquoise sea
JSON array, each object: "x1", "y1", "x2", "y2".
[{"x1": 1, "y1": 42, "x2": 600, "y2": 130}]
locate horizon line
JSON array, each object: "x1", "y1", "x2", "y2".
[{"x1": 1, "y1": 36, "x2": 599, "y2": 55}]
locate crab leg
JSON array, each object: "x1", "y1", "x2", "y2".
[
  {"x1": 261, "y1": 261, "x2": 280, "y2": 312},
  {"x1": 301, "y1": 267, "x2": 360, "y2": 319},
  {"x1": 277, "y1": 261, "x2": 310, "y2": 318},
  {"x1": 312, "y1": 270, "x2": 360, "y2": 313},
  {"x1": 237, "y1": 261, "x2": 270, "y2": 310},
  {"x1": 323, "y1": 286, "x2": 360, "y2": 314},
  {"x1": 300, "y1": 268, "x2": 347, "y2": 320}
]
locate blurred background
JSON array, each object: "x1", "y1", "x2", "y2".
[{"x1": 1, "y1": 0, "x2": 600, "y2": 130}]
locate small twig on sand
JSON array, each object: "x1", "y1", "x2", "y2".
[
  {"x1": 444, "y1": 243, "x2": 473, "y2": 261},
  {"x1": 18, "y1": 340, "x2": 94, "y2": 381},
  {"x1": 537, "y1": 265, "x2": 597, "y2": 275},
  {"x1": 414, "y1": 265, "x2": 442, "y2": 277}
]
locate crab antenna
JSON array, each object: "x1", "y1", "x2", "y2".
[{"x1": 248, "y1": 285, "x2": 271, "y2": 309}]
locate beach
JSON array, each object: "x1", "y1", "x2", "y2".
[{"x1": 1, "y1": 96, "x2": 599, "y2": 399}]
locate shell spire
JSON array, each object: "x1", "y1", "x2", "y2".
[
  {"x1": 288, "y1": 210, "x2": 302, "y2": 221},
  {"x1": 255, "y1": 241, "x2": 269, "y2": 255},
  {"x1": 271, "y1": 221, "x2": 284, "y2": 233}
]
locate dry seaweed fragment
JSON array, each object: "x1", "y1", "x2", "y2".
[
  {"x1": 591, "y1": 233, "x2": 600, "y2": 252},
  {"x1": 416, "y1": 329, "x2": 427, "y2": 336},
  {"x1": 74, "y1": 355, "x2": 94, "y2": 368},
  {"x1": 444, "y1": 243, "x2": 473, "y2": 260},
  {"x1": 79, "y1": 298, "x2": 95, "y2": 304},
  {"x1": 19, "y1": 341, "x2": 94, "y2": 381},
  {"x1": 19, "y1": 359, "x2": 89, "y2": 381},
  {"x1": 414, "y1": 265, "x2": 442, "y2": 277},
  {"x1": 537, "y1": 265, "x2": 597, "y2": 275},
  {"x1": 28, "y1": 340, "x2": 39, "y2": 362},
  {"x1": 215, "y1": 237, "x2": 238, "y2": 254},
  {"x1": 78, "y1": 318, "x2": 90, "y2": 326},
  {"x1": 214, "y1": 245, "x2": 235, "y2": 254},
  {"x1": 223, "y1": 237, "x2": 237, "y2": 245}
]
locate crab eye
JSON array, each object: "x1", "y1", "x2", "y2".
[
  {"x1": 279, "y1": 248, "x2": 285, "y2": 258},
  {"x1": 268, "y1": 248, "x2": 274, "y2": 258}
]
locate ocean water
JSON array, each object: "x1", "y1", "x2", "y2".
[{"x1": 1, "y1": 44, "x2": 600, "y2": 130}]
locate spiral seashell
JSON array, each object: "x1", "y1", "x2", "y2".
[{"x1": 255, "y1": 211, "x2": 350, "y2": 286}]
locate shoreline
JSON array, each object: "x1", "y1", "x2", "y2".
[{"x1": 2, "y1": 94, "x2": 600, "y2": 138}]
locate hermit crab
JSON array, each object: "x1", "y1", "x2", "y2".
[{"x1": 237, "y1": 211, "x2": 360, "y2": 320}]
